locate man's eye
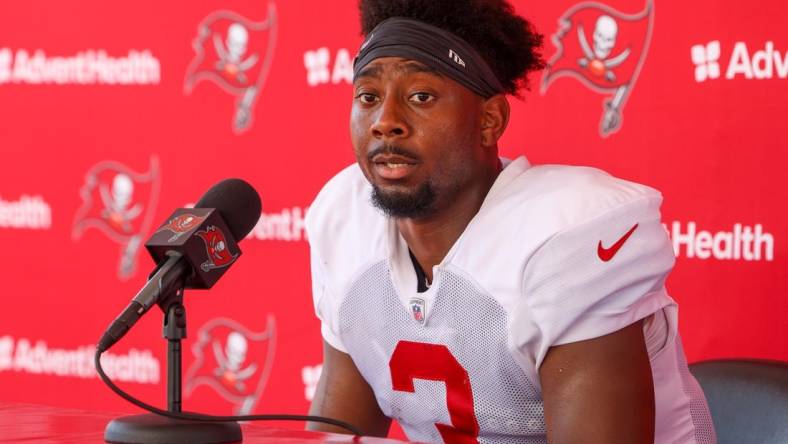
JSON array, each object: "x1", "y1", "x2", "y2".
[
  {"x1": 356, "y1": 93, "x2": 378, "y2": 104},
  {"x1": 409, "y1": 92, "x2": 434, "y2": 104}
]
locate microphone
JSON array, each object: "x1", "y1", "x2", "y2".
[{"x1": 97, "y1": 178, "x2": 262, "y2": 353}]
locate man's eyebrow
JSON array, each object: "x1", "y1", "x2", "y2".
[
  {"x1": 355, "y1": 65, "x2": 382, "y2": 80},
  {"x1": 398, "y1": 62, "x2": 443, "y2": 77},
  {"x1": 354, "y1": 61, "x2": 444, "y2": 82}
]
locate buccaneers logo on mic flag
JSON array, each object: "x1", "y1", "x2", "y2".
[
  {"x1": 155, "y1": 213, "x2": 207, "y2": 243},
  {"x1": 196, "y1": 226, "x2": 239, "y2": 271},
  {"x1": 72, "y1": 157, "x2": 161, "y2": 280},
  {"x1": 185, "y1": 317, "x2": 277, "y2": 415},
  {"x1": 184, "y1": 2, "x2": 278, "y2": 134},
  {"x1": 541, "y1": 1, "x2": 654, "y2": 137}
]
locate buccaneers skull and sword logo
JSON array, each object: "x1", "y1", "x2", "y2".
[
  {"x1": 196, "y1": 226, "x2": 239, "y2": 271},
  {"x1": 541, "y1": 0, "x2": 654, "y2": 137},
  {"x1": 184, "y1": 2, "x2": 278, "y2": 133},
  {"x1": 72, "y1": 157, "x2": 161, "y2": 280},
  {"x1": 155, "y1": 213, "x2": 208, "y2": 243},
  {"x1": 185, "y1": 316, "x2": 277, "y2": 415}
]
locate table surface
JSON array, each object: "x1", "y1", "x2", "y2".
[{"x1": 0, "y1": 402, "x2": 413, "y2": 443}]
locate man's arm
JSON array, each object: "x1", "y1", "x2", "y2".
[
  {"x1": 306, "y1": 340, "x2": 392, "y2": 436},
  {"x1": 539, "y1": 319, "x2": 655, "y2": 443}
]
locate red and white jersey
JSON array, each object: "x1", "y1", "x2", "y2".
[{"x1": 306, "y1": 157, "x2": 716, "y2": 444}]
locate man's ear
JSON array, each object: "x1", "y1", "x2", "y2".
[{"x1": 480, "y1": 94, "x2": 510, "y2": 148}]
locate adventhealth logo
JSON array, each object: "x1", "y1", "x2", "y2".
[
  {"x1": 303, "y1": 47, "x2": 352, "y2": 86},
  {"x1": 691, "y1": 41, "x2": 721, "y2": 82},
  {"x1": 0, "y1": 49, "x2": 11, "y2": 82},
  {"x1": 666, "y1": 221, "x2": 774, "y2": 262},
  {"x1": 0, "y1": 48, "x2": 160, "y2": 85},
  {"x1": 246, "y1": 206, "x2": 307, "y2": 241},
  {"x1": 691, "y1": 40, "x2": 788, "y2": 83}
]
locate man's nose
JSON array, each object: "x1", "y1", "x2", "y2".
[{"x1": 370, "y1": 96, "x2": 409, "y2": 139}]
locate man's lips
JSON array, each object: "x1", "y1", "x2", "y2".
[{"x1": 371, "y1": 154, "x2": 419, "y2": 180}]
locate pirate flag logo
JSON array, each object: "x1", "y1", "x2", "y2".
[
  {"x1": 156, "y1": 213, "x2": 207, "y2": 243},
  {"x1": 541, "y1": 1, "x2": 654, "y2": 137},
  {"x1": 196, "y1": 225, "x2": 239, "y2": 271},
  {"x1": 184, "y1": 2, "x2": 278, "y2": 133},
  {"x1": 185, "y1": 316, "x2": 277, "y2": 415},
  {"x1": 72, "y1": 157, "x2": 160, "y2": 280}
]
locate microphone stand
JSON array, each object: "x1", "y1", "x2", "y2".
[
  {"x1": 163, "y1": 286, "x2": 186, "y2": 414},
  {"x1": 104, "y1": 262, "x2": 242, "y2": 444}
]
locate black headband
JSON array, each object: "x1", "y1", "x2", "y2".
[{"x1": 353, "y1": 17, "x2": 505, "y2": 98}]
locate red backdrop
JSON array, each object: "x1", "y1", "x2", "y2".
[{"x1": 0, "y1": 0, "x2": 785, "y2": 431}]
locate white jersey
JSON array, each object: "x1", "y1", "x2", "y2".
[{"x1": 306, "y1": 157, "x2": 716, "y2": 444}]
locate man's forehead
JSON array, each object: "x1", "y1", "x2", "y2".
[{"x1": 354, "y1": 57, "x2": 442, "y2": 81}]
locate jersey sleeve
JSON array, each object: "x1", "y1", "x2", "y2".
[
  {"x1": 305, "y1": 164, "x2": 385, "y2": 354},
  {"x1": 516, "y1": 193, "x2": 676, "y2": 371},
  {"x1": 305, "y1": 166, "x2": 362, "y2": 355},
  {"x1": 308, "y1": 244, "x2": 348, "y2": 353}
]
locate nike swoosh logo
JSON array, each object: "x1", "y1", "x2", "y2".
[{"x1": 597, "y1": 223, "x2": 639, "y2": 262}]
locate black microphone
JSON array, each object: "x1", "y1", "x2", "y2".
[{"x1": 97, "y1": 178, "x2": 262, "y2": 353}]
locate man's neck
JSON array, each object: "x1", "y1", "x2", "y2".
[{"x1": 397, "y1": 160, "x2": 502, "y2": 283}]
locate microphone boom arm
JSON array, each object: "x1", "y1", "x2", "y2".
[{"x1": 98, "y1": 251, "x2": 189, "y2": 353}]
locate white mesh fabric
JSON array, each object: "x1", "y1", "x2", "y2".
[
  {"x1": 339, "y1": 261, "x2": 547, "y2": 444},
  {"x1": 675, "y1": 339, "x2": 718, "y2": 443}
]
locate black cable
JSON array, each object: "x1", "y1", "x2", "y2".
[{"x1": 94, "y1": 350, "x2": 362, "y2": 436}]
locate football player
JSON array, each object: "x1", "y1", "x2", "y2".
[{"x1": 305, "y1": 1, "x2": 716, "y2": 442}]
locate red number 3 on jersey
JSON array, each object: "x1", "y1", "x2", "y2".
[{"x1": 389, "y1": 340, "x2": 481, "y2": 443}]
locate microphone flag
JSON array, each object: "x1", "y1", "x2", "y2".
[{"x1": 146, "y1": 207, "x2": 241, "y2": 289}]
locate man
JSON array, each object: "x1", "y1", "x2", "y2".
[{"x1": 305, "y1": 0, "x2": 716, "y2": 442}]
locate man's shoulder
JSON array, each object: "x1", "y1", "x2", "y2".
[
  {"x1": 495, "y1": 162, "x2": 663, "y2": 230},
  {"x1": 449, "y1": 160, "x2": 671, "y2": 316},
  {"x1": 451, "y1": 162, "x2": 665, "y2": 285},
  {"x1": 305, "y1": 163, "x2": 388, "y2": 277},
  {"x1": 306, "y1": 163, "x2": 376, "y2": 231},
  {"x1": 308, "y1": 163, "x2": 368, "y2": 208}
]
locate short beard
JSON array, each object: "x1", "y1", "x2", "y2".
[{"x1": 370, "y1": 182, "x2": 437, "y2": 219}]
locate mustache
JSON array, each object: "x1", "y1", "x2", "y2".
[{"x1": 367, "y1": 144, "x2": 421, "y2": 162}]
